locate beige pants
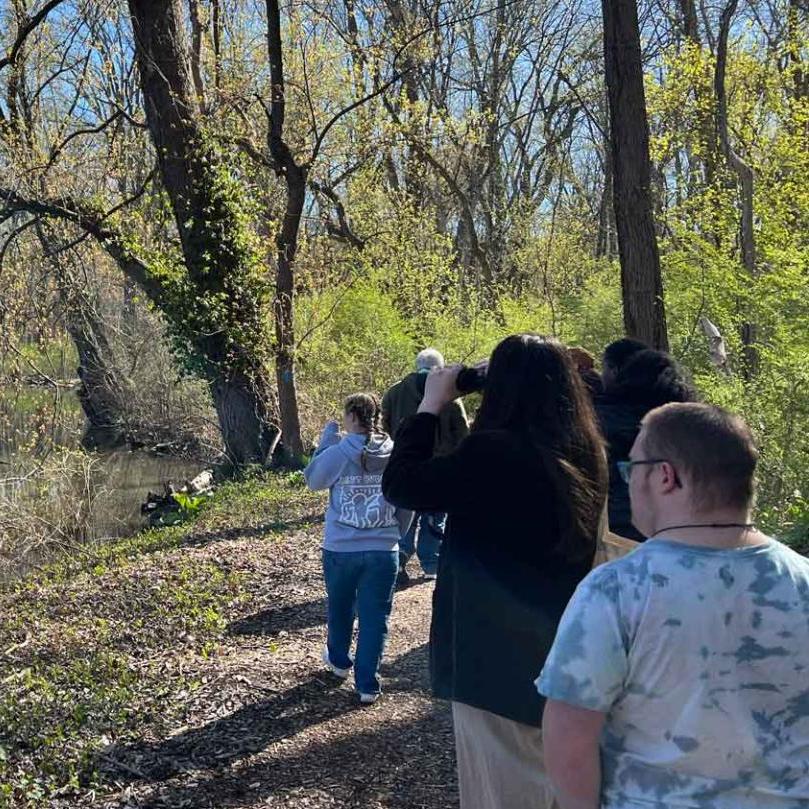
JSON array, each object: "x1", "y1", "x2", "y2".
[{"x1": 452, "y1": 701, "x2": 560, "y2": 809}]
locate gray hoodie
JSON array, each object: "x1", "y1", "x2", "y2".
[{"x1": 304, "y1": 423, "x2": 411, "y2": 552}]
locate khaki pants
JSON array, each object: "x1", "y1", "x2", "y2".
[{"x1": 452, "y1": 701, "x2": 559, "y2": 809}]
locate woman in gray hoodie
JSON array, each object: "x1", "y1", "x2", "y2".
[{"x1": 304, "y1": 393, "x2": 410, "y2": 704}]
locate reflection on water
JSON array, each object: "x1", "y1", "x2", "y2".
[
  {"x1": 0, "y1": 384, "x2": 202, "y2": 542},
  {"x1": 89, "y1": 451, "x2": 203, "y2": 537}
]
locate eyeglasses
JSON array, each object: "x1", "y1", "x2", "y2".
[{"x1": 617, "y1": 458, "x2": 682, "y2": 487}]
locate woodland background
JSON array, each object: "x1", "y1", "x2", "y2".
[{"x1": 1, "y1": 0, "x2": 807, "y2": 566}]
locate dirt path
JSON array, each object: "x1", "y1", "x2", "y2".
[{"x1": 96, "y1": 522, "x2": 458, "y2": 808}]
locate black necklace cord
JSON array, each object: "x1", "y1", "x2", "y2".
[{"x1": 649, "y1": 522, "x2": 755, "y2": 539}]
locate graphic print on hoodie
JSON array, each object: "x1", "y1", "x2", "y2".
[
  {"x1": 337, "y1": 472, "x2": 395, "y2": 529},
  {"x1": 303, "y1": 422, "x2": 410, "y2": 552}
]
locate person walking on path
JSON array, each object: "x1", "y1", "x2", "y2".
[
  {"x1": 538, "y1": 402, "x2": 809, "y2": 809},
  {"x1": 382, "y1": 335, "x2": 608, "y2": 809},
  {"x1": 595, "y1": 347, "x2": 696, "y2": 540},
  {"x1": 382, "y1": 348, "x2": 468, "y2": 584},
  {"x1": 304, "y1": 393, "x2": 411, "y2": 704}
]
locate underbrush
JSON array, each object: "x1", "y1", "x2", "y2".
[
  {"x1": 0, "y1": 450, "x2": 103, "y2": 581},
  {"x1": 0, "y1": 472, "x2": 320, "y2": 808}
]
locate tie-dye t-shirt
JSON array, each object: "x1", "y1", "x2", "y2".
[{"x1": 536, "y1": 538, "x2": 809, "y2": 808}]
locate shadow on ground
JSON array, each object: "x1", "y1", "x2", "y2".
[
  {"x1": 130, "y1": 705, "x2": 455, "y2": 808},
  {"x1": 180, "y1": 513, "x2": 324, "y2": 551},
  {"x1": 99, "y1": 642, "x2": 456, "y2": 807},
  {"x1": 100, "y1": 674, "x2": 353, "y2": 782},
  {"x1": 227, "y1": 598, "x2": 328, "y2": 637}
]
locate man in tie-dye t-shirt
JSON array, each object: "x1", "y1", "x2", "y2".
[{"x1": 537, "y1": 403, "x2": 809, "y2": 809}]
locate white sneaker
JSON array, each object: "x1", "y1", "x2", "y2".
[
  {"x1": 359, "y1": 692, "x2": 379, "y2": 705},
  {"x1": 424, "y1": 572, "x2": 437, "y2": 581},
  {"x1": 322, "y1": 646, "x2": 350, "y2": 679}
]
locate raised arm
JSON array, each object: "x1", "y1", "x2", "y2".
[
  {"x1": 384, "y1": 366, "x2": 487, "y2": 512},
  {"x1": 382, "y1": 412, "x2": 483, "y2": 514},
  {"x1": 303, "y1": 422, "x2": 347, "y2": 491}
]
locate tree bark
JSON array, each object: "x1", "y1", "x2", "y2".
[
  {"x1": 69, "y1": 318, "x2": 130, "y2": 447},
  {"x1": 715, "y1": 0, "x2": 758, "y2": 375},
  {"x1": 188, "y1": 0, "x2": 206, "y2": 109},
  {"x1": 45, "y1": 237, "x2": 132, "y2": 447},
  {"x1": 212, "y1": 0, "x2": 222, "y2": 94},
  {"x1": 211, "y1": 370, "x2": 281, "y2": 469},
  {"x1": 678, "y1": 0, "x2": 700, "y2": 44},
  {"x1": 266, "y1": 0, "x2": 305, "y2": 464},
  {"x1": 602, "y1": 0, "x2": 669, "y2": 350},
  {"x1": 127, "y1": 0, "x2": 280, "y2": 465},
  {"x1": 787, "y1": 0, "x2": 808, "y2": 101},
  {"x1": 596, "y1": 104, "x2": 617, "y2": 259}
]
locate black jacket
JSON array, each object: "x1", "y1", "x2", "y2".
[
  {"x1": 381, "y1": 372, "x2": 468, "y2": 456},
  {"x1": 595, "y1": 395, "x2": 654, "y2": 542},
  {"x1": 382, "y1": 413, "x2": 592, "y2": 726}
]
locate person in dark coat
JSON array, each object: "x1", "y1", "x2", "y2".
[
  {"x1": 382, "y1": 348, "x2": 468, "y2": 583},
  {"x1": 596, "y1": 348, "x2": 697, "y2": 540},
  {"x1": 382, "y1": 335, "x2": 608, "y2": 809},
  {"x1": 600, "y1": 337, "x2": 648, "y2": 392}
]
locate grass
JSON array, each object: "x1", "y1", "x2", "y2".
[
  {"x1": 0, "y1": 470, "x2": 321, "y2": 808},
  {"x1": 1, "y1": 460, "x2": 805, "y2": 808}
]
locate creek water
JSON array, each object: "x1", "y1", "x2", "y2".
[{"x1": 0, "y1": 384, "x2": 203, "y2": 545}]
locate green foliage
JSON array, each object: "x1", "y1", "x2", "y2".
[
  {"x1": 114, "y1": 135, "x2": 274, "y2": 384},
  {"x1": 774, "y1": 496, "x2": 809, "y2": 555},
  {"x1": 643, "y1": 39, "x2": 809, "y2": 535},
  {"x1": 170, "y1": 491, "x2": 211, "y2": 521},
  {"x1": 296, "y1": 278, "x2": 416, "y2": 433},
  {"x1": 0, "y1": 337, "x2": 78, "y2": 382},
  {"x1": 0, "y1": 472, "x2": 320, "y2": 806}
]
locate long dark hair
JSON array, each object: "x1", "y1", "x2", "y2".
[
  {"x1": 612, "y1": 349, "x2": 697, "y2": 408},
  {"x1": 473, "y1": 335, "x2": 608, "y2": 561}
]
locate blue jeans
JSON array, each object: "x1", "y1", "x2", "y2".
[
  {"x1": 322, "y1": 549, "x2": 398, "y2": 695},
  {"x1": 399, "y1": 512, "x2": 445, "y2": 575}
]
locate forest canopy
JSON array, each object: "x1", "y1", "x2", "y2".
[{"x1": 1, "y1": 0, "x2": 807, "y2": 538}]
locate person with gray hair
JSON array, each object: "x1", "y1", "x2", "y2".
[
  {"x1": 382, "y1": 348, "x2": 469, "y2": 585},
  {"x1": 416, "y1": 348, "x2": 445, "y2": 371}
]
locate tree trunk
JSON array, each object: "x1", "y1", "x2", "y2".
[
  {"x1": 787, "y1": 0, "x2": 808, "y2": 101},
  {"x1": 266, "y1": 0, "x2": 306, "y2": 463},
  {"x1": 678, "y1": 0, "x2": 700, "y2": 43},
  {"x1": 34, "y1": 223, "x2": 132, "y2": 445},
  {"x1": 187, "y1": 0, "x2": 206, "y2": 109},
  {"x1": 273, "y1": 177, "x2": 306, "y2": 464},
  {"x1": 716, "y1": 0, "x2": 758, "y2": 376},
  {"x1": 602, "y1": 0, "x2": 669, "y2": 350},
  {"x1": 596, "y1": 110, "x2": 617, "y2": 259},
  {"x1": 678, "y1": 0, "x2": 719, "y2": 220},
  {"x1": 127, "y1": 0, "x2": 280, "y2": 465},
  {"x1": 211, "y1": 370, "x2": 281, "y2": 468},
  {"x1": 382, "y1": 0, "x2": 426, "y2": 204},
  {"x1": 68, "y1": 318, "x2": 130, "y2": 448},
  {"x1": 212, "y1": 0, "x2": 222, "y2": 93}
]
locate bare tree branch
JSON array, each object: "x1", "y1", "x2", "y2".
[
  {"x1": 0, "y1": 0, "x2": 69, "y2": 72},
  {"x1": 309, "y1": 180, "x2": 365, "y2": 248},
  {"x1": 0, "y1": 179, "x2": 164, "y2": 303},
  {"x1": 309, "y1": 70, "x2": 405, "y2": 165}
]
